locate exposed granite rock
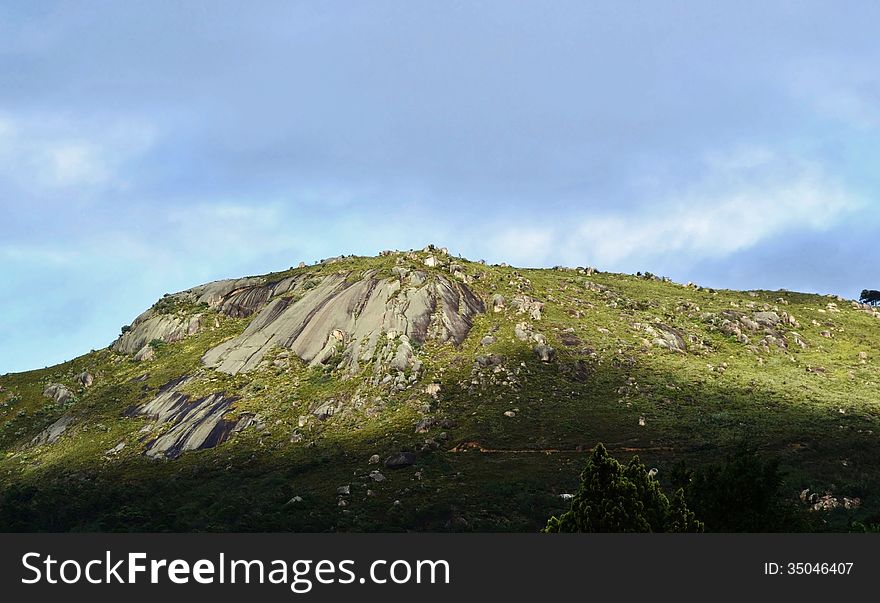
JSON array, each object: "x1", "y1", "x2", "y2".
[
  {"x1": 218, "y1": 286, "x2": 274, "y2": 318},
  {"x1": 511, "y1": 295, "x2": 544, "y2": 320},
  {"x1": 131, "y1": 377, "x2": 253, "y2": 459},
  {"x1": 30, "y1": 414, "x2": 74, "y2": 447},
  {"x1": 42, "y1": 383, "x2": 74, "y2": 405},
  {"x1": 534, "y1": 345, "x2": 557, "y2": 363},
  {"x1": 133, "y1": 345, "x2": 155, "y2": 362},
  {"x1": 184, "y1": 277, "x2": 266, "y2": 307},
  {"x1": 113, "y1": 311, "x2": 205, "y2": 355},
  {"x1": 202, "y1": 272, "x2": 484, "y2": 375},
  {"x1": 384, "y1": 451, "x2": 417, "y2": 469},
  {"x1": 646, "y1": 324, "x2": 687, "y2": 353},
  {"x1": 76, "y1": 371, "x2": 94, "y2": 388}
]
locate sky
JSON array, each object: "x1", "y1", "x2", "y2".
[{"x1": 2, "y1": 1, "x2": 880, "y2": 373}]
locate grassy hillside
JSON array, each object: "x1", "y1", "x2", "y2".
[{"x1": 1, "y1": 246, "x2": 879, "y2": 532}]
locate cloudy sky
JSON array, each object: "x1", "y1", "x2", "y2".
[{"x1": 2, "y1": 1, "x2": 879, "y2": 373}]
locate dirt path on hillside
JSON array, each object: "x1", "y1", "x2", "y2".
[{"x1": 447, "y1": 441, "x2": 677, "y2": 454}]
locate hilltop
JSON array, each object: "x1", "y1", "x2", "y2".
[{"x1": 1, "y1": 245, "x2": 879, "y2": 531}]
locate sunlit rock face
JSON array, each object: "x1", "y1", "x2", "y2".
[
  {"x1": 201, "y1": 271, "x2": 484, "y2": 376},
  {"x1": 110, "y1": 276, "x2": 297, "y2": 356},
  {"x1": 111, "y1": 311, "x2": 205, "y2": 355},
  {"x1": 131, "y1": 376, "x2": 256, "y2": 460}
]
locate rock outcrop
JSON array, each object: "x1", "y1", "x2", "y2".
[
  {"x1": 30, "y1": 414, "x2": 74, "y2": 447},
  {"x1": 42, "y1": 383, "x2": 74, "y2": 405},
  {"x1": 202, "y1": 272, "x2": 484, "y2": 375},
  {"x1": 646, "y1": 324, "x2": 688, "y2": 353},
  {"x1": 113, "y1": 311, "x2": 205, "y2": 355},
  {"x1": 112, "y1": 275, "x2": 309, "y2": 355},
  {"x1": 131, "y1": 377, "x2": 255, "y2": 459},
  {"x1": 133, "y1": 345, "x2": 156, "y2": 362}
]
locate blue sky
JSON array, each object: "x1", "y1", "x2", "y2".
[{"x1": 2, "y1": 1, "x2": 879, "y2": 373}]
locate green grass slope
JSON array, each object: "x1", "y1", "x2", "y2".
[{"x1": 1, "y1": 247, "x2": 879, "y2": 532}]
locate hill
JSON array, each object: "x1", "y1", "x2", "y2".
[{"x1": 1, "y1": 245, "x2": 878, "y2": 531}]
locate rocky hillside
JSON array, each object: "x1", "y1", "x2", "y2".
[{"x1": 1, "y1": 245, "x2": 879, "y2": 531}]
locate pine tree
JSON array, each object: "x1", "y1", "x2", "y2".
[{"x1": 544, "y1": 443, "x2": 703, "y2": 533}]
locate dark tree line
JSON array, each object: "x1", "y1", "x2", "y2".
[{"x1": 546, "y1": 444, "x2": 814, "y2": 533}]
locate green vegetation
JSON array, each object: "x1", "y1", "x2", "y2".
[
  {"x1": 0, "y1": 248, "x2": 879, "y2": 532},
  {"x1": 545, "y1": 443, "x2": 702, "y2": 532},
  {"x1": 670, "y1": 445, "x2": 814, "y2": 532}
]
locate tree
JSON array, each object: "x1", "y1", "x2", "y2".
[
  {"x1": 544, "y1": 444, "x2": 703, "y2": 533},
  {"x1": 670, "y1": 444, "x2": 812, "y2": 532},
  {"x1": 860, "y1": 289, "x2": 880, "y2": 306}
]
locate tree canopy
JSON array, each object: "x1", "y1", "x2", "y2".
[{"x1": 545, "y1": 444, "x2": 703, "y2": 533}]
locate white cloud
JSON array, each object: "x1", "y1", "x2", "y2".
[
  {"x1": 488, "y1": 227, "x2": 556, "y2": 266},
  {"x1": 581, "y1": 178, "x2": 856, "y2": 266},
  {"x1": 45, "y1": 142, "x2": 111, "y2": 187},
  {"x1": 0, "y1": 112, "x2": 155, "y2": 196},
  {"x1": 487, "y1": 149, "x2": 861, "y2": 271}
]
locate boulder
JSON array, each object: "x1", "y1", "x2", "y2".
[
  {"x1": 650, "y1": 325, "x2": 687, "y2": 353},
  {"x1": 76, "y1": 372, "x2": 94, "y2": 388},
  {"x1": 414, "y1": 418, "x2": 436, "y2": 433},
  {"x1": 753, "y1": 311, "x2": 781, "y2": 327},
  {"x1": 534, "y1": 345, "x2": 557, "y2": 363},
  {"x1": 312, "y1": 399, "x2": 338, "y2": 421},
  {"x1": 491, "y1": 294, "x2": 506, "y2": 312},
  {"x1": 475, "y1": 354, "x2": 505, "y2": 368},
  {"x1": 42, "y1": 383, "x2": 74, "y2": 405},
  {"x1": 133, "y1": 345, "x2": 155, "y2": 362},
  {"x1": 384, "y1": 451, "x2": 417, "y2": 469},
  {"x1": 389, "y1": 338, "x2": 416, "y2": 372},
  {"x1": 512, "y1": 295, "x2": 544, "y2": 320}
]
